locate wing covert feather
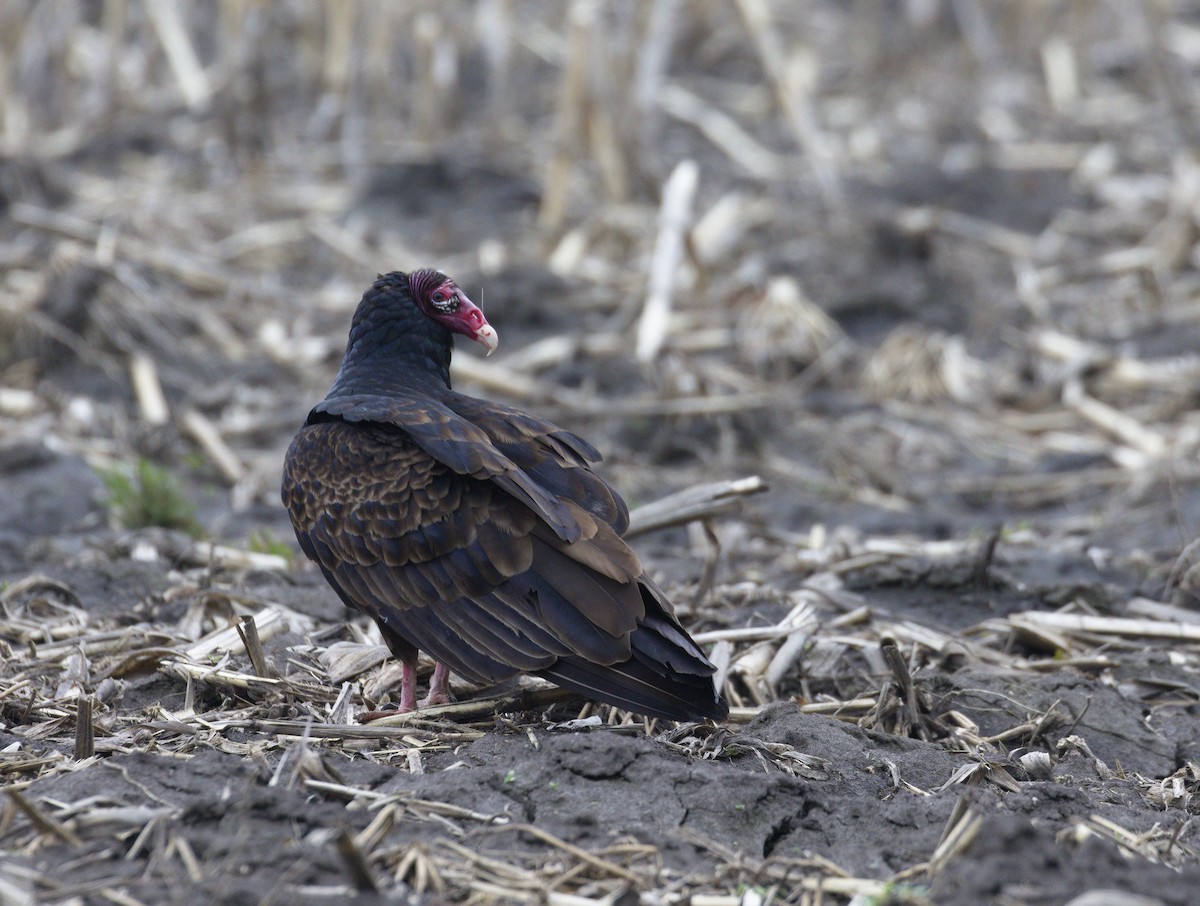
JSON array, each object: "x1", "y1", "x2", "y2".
[
  {"x1": 309, "y1": 394, "x2": 586, "y2": 542},
  {"x1": 282, "y1": 419, "x2": 646, "y2": 679}
]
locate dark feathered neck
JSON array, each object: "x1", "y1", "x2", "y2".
[{"x1": 325, "y1": 272, "x2": 454, "y2": 399}]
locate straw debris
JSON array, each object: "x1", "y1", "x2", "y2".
[{"x1": 4, "y1": 2, "x2": 1200, "y2": 903}]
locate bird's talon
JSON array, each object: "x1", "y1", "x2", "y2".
[
  {"x1": 357, "y1": 706, "x2": 408, "y2": 723},
  {"x1": 416, "y1": 692, "x2": 452, "y2": 709}
]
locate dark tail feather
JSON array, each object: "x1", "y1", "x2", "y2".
[
  {"x1": 539, "y1": 655, "x2": 727, "y2": 722},
  {"x1": 538, "y1": 619, "x2": 729, "y2": 722}
]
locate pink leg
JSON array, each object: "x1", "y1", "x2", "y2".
[
  {"x1": 359, "y1": 661, "x2": 448, "y2": 723},
  {"x1": 398, "y1": 660, "x2": 418, "y2": 712},
  {"x1": 417, "y1": 662, "x2": 452, "y2": 708}
]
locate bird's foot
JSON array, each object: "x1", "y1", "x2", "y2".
[
  {"x1": 357, "y1": 703, "x2": 402, "y2": 723},
  {"x1": 357, "y1": 662, "x2": 452, "y2": 720},
  {"x1": 417, "y1": 662, "x2": 453, "y2": 709},
  {"x1": 416, "y1": 690, "x2": 451, "y2": 708}
]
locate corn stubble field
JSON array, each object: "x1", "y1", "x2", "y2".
[{"x1": 3, "y1": 2, "x2": 1200, "y2": 904}]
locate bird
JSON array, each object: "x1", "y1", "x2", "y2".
[{"x1": 281, "y1": 269, "x2": 728, "y2": 722}]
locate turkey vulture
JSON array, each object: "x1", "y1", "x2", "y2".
[{"x1": 282, "y1": 269, "x2": 728, "y2": 722}]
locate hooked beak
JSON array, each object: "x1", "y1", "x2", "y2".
[{"x1": 474, "y1": 323, "x2": 499, "y2": 356}]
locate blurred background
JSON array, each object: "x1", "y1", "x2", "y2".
[{"x1": 2, "y1": 0, "x2": 1199, "y2": 600}]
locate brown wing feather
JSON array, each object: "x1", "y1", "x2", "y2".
[
  {"x1": 311, "y1": 394, "x2": 586, "y2": 543},
  {"x1": 282, "y1": 419, "x2": 647, "y2": 684},
  {"x1": 441, "y1": 392, "x2": 630, "y2": 534}
]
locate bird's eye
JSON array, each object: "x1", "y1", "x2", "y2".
[{"x1": 430, "y1": 287, "x2": 458, "y2": 312}]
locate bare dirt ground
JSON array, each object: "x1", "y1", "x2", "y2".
[{"x1": 4, "y1": 3, "x2": 1200, "y2": 904}]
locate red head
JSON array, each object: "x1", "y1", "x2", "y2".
[{"x1": 407, "y1": 269, "x2": 498, "y2": 355}]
